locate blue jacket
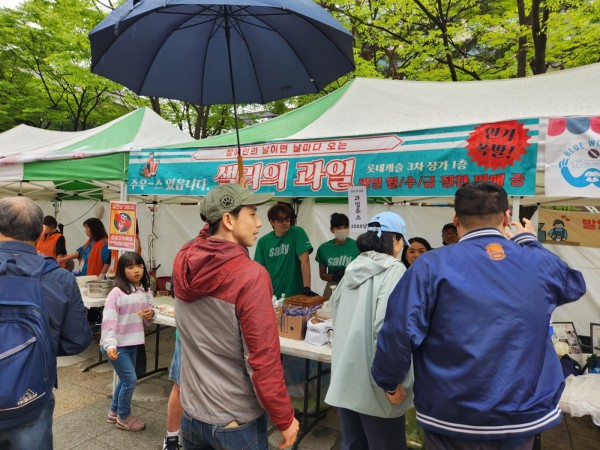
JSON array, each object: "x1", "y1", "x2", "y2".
[
  {"x1": 372, "y1": 229, "x2": 586, "y2": 440},
  {"x1": 0, "y1": 241, "x2": 91, "y2": 385}
]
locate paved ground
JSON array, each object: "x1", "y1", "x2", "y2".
[{"x1": 53, "y1": 325, "x2": 600, "y2": 449}]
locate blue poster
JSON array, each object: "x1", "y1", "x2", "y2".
[{"x1": 127, "y1": 119, "x2": 538, "y2": 197}]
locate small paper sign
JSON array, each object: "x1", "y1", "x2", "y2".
[
  {"x1": 348, "y1": 186, "x2": 368, "y2": 232},
  {"x1": 108, "y1": 202, "x2": 137, "y2": 251}
]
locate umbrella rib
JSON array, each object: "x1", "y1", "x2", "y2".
[
  {"x1": 226, "y1": 21, "x2": 265, "y2": 104},
  {"x1": 134, "y1": 7, "x2": 216, "y2": 98},
  {"x1": 199, "y1": 9, "x2": 224, "y2": 105},
  {"x1": 270, "y1": 12, "x2": 355, "y2": 91}
]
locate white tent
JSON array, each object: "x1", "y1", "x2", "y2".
[{"x1": 0, "y1": 107, "x2": 194, "y2": 201}]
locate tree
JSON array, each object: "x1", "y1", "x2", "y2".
[
  {"x1": 0, "y1": 0, "x2": 127, "y2": 132},
  {"x1": 320, "y1": 0, "x2": 600, "y2": 82}
]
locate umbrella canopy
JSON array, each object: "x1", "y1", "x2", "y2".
[{"x1": 89, "y1": 0, "x2": 355, "y2": 105}]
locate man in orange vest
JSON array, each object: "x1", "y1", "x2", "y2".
[{"x1": 36, "y1": 216, "x2": 72, "y2": 270}]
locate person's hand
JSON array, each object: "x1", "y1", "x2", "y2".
[
  {"x1": 106, "y1": 348, "x2": 119, "y2": 360},
  {"x1": 303, "y1": 287, "x2": 318, "y2": 296},
  {"x1": 385, "y1": 385, "x2": 406, "y2": 404},
  {"x1": 331, "y1": 269, "x2": 345, "y2": 283},
  {"x1": 139, "y1": 308, "x2": 154, "y2": 320},
  {"x1": 279, "y1": 417, "x2": 299, "y2": 449},
  {"x1": 506, "y1": 218, "x2": 536, "y2": 239},
  {"x1": 57, "y1": 255, "x2": 67, "y2": 264}
]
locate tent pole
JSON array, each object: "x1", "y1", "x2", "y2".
[{"x1": 120, "y1": 180, "x2": 127, "y2": 202}]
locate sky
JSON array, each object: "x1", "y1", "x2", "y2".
[{"x1": 0, "y1": 0, "x2": 23, "y2": 9}]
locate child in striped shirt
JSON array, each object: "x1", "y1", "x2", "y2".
[{"x1": 100, "y1": 251, "x2": 155, "y2": 432}]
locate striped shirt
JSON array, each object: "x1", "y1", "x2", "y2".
[{"x1": 100, "y1": 285, "x2": 154, "y2": 351}]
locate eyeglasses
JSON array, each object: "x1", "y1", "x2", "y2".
[
  {"x1": 274, "y1": 217, "x2": 291, "y2": 223},
  {"x1": 442, "y1": 230, "x2": 457, "y2": 236}
]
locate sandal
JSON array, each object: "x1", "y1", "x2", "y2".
[
  {"x1": 116, "y1": 415, "x2": 145, "y2": 432},
  {"x1": 107, "y1": 410, "x2": 118, "y2": 424}
]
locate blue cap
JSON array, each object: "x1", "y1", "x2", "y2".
[{"x1": 367, "y1": 211, "x2": 409, "y2": 239}]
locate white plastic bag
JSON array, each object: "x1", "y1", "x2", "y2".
[{"x1": 304, "y1": 317, "x2": 333, "y2": 346}]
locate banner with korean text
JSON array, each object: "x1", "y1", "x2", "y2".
[
  {"x1": 545, "y1": 116, "x2": 600, "y2": 198},
  {"x1": 127, "y1": 119, "x2": 538, "y2": 198},
  {"x1": 108, "y1": 202, "x2": 137, "y2": 251},
  {"x1": 538, "y1": 208, "x2": 600, "y2": 248}
]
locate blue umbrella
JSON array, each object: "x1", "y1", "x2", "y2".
[
  {"x1": 90, "y1": 0, "x2": 354, "y2": 173},
  {"x1": 90, "y1": 0, "x2": 354, "y2": 105}
]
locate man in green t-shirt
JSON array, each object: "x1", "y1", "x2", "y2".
[
  {"x1": 254, "y1": 203, "x2": 315, "y2": 298},
  {"x1": 315, "y1": 213, "x2": 360, "y2": 299}
]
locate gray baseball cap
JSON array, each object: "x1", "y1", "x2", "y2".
[{"x1": 200, "y1": 184, "x2": 273, "y2": 224}]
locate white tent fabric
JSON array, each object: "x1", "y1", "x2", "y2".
[
  {"x1": 0, "y1": 107, "x2": 191, "y2": 167},
  {"x1": 291, "y1": 65, "x2": 600, "y2": 139},
  {"x1": 43, "y1": 198, "x2": 599, "y2": 338}
]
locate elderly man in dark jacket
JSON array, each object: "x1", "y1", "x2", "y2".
[{"x1": 0, "y1": 196, "x2": 91, "y2": 450}]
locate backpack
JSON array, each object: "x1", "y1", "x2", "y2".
[{"x1": 0, "y1": 256, "x2": 59, "y2": 429}]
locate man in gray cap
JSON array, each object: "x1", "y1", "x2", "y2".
[
  {"x1": 0, "y1": 197, "x2": 91, "y2": 449},
  {"x1": 172, "y1": 184, "x2": 299, "y2": 450}
]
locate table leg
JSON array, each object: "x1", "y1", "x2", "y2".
[
  {"x1": 292, "y1": 359, "x2": 329, "y2": 450},
  {"x1": 81, "y1": 346, "x2": 108, "y2": 372},
  {"x1": 533, "y1": 433, "x2": 541, "y2": 450},
  {"x1": 140, "y1": 324, "x2": 168, "y2": 378}
]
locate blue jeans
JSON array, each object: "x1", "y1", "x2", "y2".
[
  {"x1": 168, "y1": 338, "x2": 181, "y2": 384},
  {"x1": 0, "y1": 393, "x2": 54, "y2": 450},
  {"x1": 181, "y1": 411, "x2": 268, "y2": 450},
  {"x1": 101, "y1": 345, "x2": 138, "y2": 419}
]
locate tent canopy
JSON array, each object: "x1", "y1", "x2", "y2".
[
  {"x1": 0, "y1": 107, "x2": 194, "y2": 201},
  {"x1": 151, "y1": 63, "x2": 600, "y2": 206}
]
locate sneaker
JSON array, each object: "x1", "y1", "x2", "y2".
[
  {"x1": 106, "y1": 410, "x2": 118, "y2": 424},
  {"x1": 116, "y1": 415, "x2": 145, "y2": 432},
  {"x1": 163, "y1": 435, "x2": 182, "y2": 450}
]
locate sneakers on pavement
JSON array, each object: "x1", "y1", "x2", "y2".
[
  {"x1": 163, "y1": 435, "x2": 182, "y2": 450},
  {"x1": 115, "y1": 415, "x2": 145, "y2": 431},
  {"x1": 106, "y1": 410, "x2": 118, "y2": 424}
]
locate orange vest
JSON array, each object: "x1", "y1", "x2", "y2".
[
  {"x1": 83, "y1": 239, "x2": 108, "y2": 276},
  {"x1": 36, "y1": 232, "x2": 69, "y2": 269}
]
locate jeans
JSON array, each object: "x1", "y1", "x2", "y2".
[
  {"x1": 0, "y1": 393, "x2": 54, "y2": 450},
  {"x1": 181, "y1": 411, "x2": 268, "y2": 450},
  {"x1": 168, "y1": 338, "x2": 181, "y2": 384},
  {"x1": 101, "y1": 345, "x2": 138, "y2": 419}
]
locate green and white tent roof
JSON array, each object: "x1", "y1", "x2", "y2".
[
  {"x1": 166, "y1": 64, "x2": 600, "y2": 205},
  {"x1": 0, "y1": 107, "x2": 193, "y2": 200}
]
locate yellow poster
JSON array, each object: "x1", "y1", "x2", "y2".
[
  {"x1": 538, "y1": 209, "x2": 600, "y2": 248},
  {"x1": 108, "y1": 201, "x2": 137, "y2": 251}
]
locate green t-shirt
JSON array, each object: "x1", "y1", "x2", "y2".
[
  {"x1": 315, "y1": 238, "x2": 360, "y2": 273},
  {"x1": 254, "y1": 226, "x2": 313, "y2": 297}
]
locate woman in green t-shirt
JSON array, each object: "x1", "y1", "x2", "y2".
[{"x1": 315, "y1": 213, "x2": 360, "y2": 299}]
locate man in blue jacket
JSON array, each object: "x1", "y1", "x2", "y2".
[
  {"x1": 0, "y1": 197, "x2": 91, "y2": 449},
  {"x1": 372, "y1": 181, "x2": 586, "y2": 450}
]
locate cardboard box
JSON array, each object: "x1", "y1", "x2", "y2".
[
  {"x1": 284, "y1": 294, "x2": 326, "y2": 308},
  {"x1": 278, "y1": 314, "x2": 306, "y2": 340}
]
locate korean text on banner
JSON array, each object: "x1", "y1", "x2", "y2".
[
  {"x1": 108, "y1": 201, "x2": 137, "y2": 251},
  {"x1": 348, "y1": 186, "x2": 368, "y2": 232},
  {"x1": 127, "y1": 119, "x2": 538, "y2": 198}
]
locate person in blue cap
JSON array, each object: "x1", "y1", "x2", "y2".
[{"x1": 326, "y1": 211, "x2": 414, "y2": 450}]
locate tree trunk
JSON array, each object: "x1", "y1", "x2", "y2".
[
  {"x1": 516, "y1": 0, "x2": 528, "y2": 77},
  {"x1": 149, "y1": 96, "x2": 161, "y2": 116},
  {"x1": 530, "y1": 0, "x2": 548, "y2": 74}
]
